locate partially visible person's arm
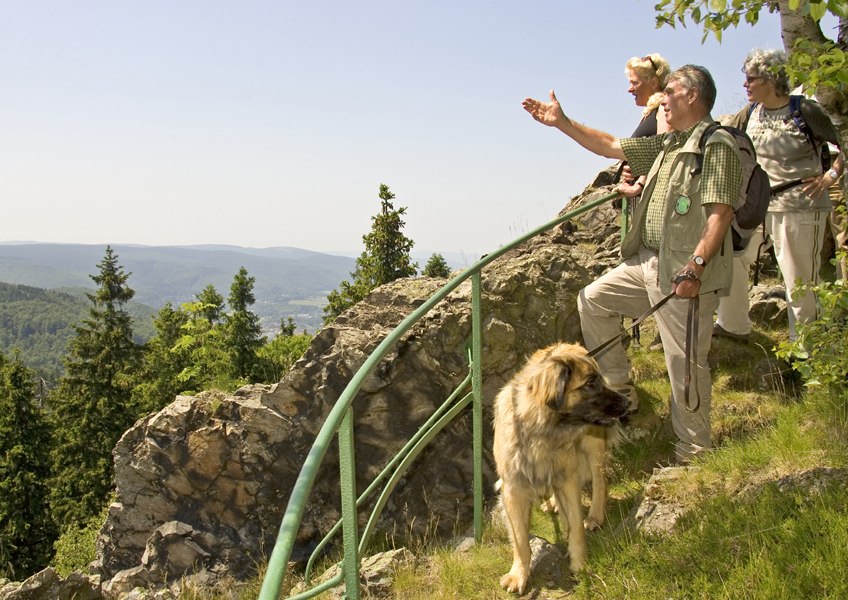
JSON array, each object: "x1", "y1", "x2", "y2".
[
  {"x1": 800, "y1": 99, "x2": 844, "y2": 198},
  {"x1": 616, "y1": 164, "x2": 646, "y2": 197},
  {"x1": 522, "y1": 90, "x2": 625, "y2": 159},
  {"x1": 802, "y1": 149, "x2": 844, "y2": 198}
]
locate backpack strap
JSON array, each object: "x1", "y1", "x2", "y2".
[
  {"x1": 745, "y1": 102, "x2": 758, "y2": 130},
  {"x1": 789, "y1": 95, "x2": 831, "y2": 171},
  {"x1": 789, "y1": 95, "x2": 816, "y2": 150},
  {"x1": 691, "y1": 122, "x2": 722, "y2": 177}
]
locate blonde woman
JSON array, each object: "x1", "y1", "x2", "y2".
[
  {"x1": 616, "y1": 54, "x2": 672, "y2": 353},
  {"x1": 617, "y1": 53, "x2": 671, "y2": 197},
  {"x1": 627, "y1": 54, "x2": 671, "y2": 134}
]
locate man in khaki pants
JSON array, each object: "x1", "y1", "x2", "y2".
[{"x1": 523, "y1": 65, "x2": 742, "y2": 463}]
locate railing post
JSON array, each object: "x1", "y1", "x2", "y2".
[
  {"x1": 471, "y1": 272, "x2": 483, "y2": 543},
  {"x1": 339, "y1": 406, "x2": 360, "y2": 599}
]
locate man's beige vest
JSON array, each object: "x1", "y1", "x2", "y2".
[{"x1": 622, "y1": 118, "x2": 737, "y2": 295}]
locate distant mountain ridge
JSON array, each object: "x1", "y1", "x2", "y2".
[{"x1": 0, "y1": 243, "x2": 357, "y2": 333}]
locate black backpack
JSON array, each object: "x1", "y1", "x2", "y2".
[{"x1": 692, "y1": 124, "x2": 772, "y2": 253}]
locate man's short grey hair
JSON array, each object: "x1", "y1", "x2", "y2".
[
  {"x1": 743, "y1": 48, "x2": 790, "y2": 96},
  {"x1": 669, "y1": 64, "x2": 717, "y2": 112}
]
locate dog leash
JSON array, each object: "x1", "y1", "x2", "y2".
[
  {"x1": 587, "y1": 286, "x2": 702, "y2": 413},
  {"x1": 682, "y1": 295, "x2": 700, "y2": 413}
]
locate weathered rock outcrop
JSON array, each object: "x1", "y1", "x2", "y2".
[
  {"x1": 93, "y1": 179, "x2": 624, "y2": 593},
  {"x1": 0, "y1": 568, "x2": 100, "y2": 600}
]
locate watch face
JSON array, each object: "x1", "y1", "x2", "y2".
[
  {"x1": 693, "y1": 255, "x2": 705, "y2": 266},
  {"x1": 829, "y1": 169, "x2": 839, "y2": 179}
]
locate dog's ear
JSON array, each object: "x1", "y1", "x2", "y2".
[
  {"x1": 551, "y1": 362, "x2": 571, "y2": 411},
  {"x1": 552, "y1": 364, "x2": 571, "y2": 412},
  {"x1": 529, "y1": 360, "x2": 571, "y2": 412},
  {"x1": 526, "y1": 358, "x2": 573, "y2": 410}
]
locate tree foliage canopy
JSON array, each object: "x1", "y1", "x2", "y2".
[
  {"x1": 422, "y1": 253, "x2": 452, "y2": 278},
  {"x1": 131, "y1": 302, "x2": 190, "y2": 415},
  {"x1": 654, "y1": 0, "x2": 848, "y2": 99},
  {"x1": 0, "y1": 352, "x2": 56, "y2": 579}
]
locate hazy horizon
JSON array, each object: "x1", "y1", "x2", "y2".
[{"x1": 3, "y1": 1, "x2": 813, "y2": 257}]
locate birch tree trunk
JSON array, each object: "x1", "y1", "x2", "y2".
[{"x1": 778, "y1": 0, "x2": 848, "y2": 140}]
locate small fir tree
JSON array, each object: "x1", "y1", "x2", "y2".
[
  {"x1": 195, "y1": 284, "x2": 225, "y2": 325},
  {"x1": 224, "y1": 267, "x2": 264, "y2": 380},
  {"x1": 279, "y1": 316, "x2": 297, "y2": 337},
  {"x1": 422, "y1": 252, "x2": 451, "y2": 278},
  {"x1": 324, "y1": 184, "x2": 417, "y2": 323}
]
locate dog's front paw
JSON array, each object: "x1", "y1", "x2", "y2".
[
  {"x1": 583, "y1": 514, "x2": 604, "y2": 531},
  {"x1": 500, "y1": 570, "x2": 529, "y2": 594}
]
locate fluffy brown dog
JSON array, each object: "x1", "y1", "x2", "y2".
[{"x1": 493, "y1": 342, "x2": 629, "y2": 594}]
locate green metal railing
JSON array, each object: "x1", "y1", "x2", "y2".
[{"x1": 258, "y1": 189, "x2": 619, "y2": 600}]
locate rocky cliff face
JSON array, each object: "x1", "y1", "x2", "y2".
[{"x1": 94, "y1": 175, "x2": 624, "y2": 595}]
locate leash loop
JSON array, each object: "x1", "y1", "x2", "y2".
[{"x1": 683, "y1": 295, "x2": 700, "y2": 413}]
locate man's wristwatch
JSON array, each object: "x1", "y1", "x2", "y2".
[
  {"x1": 692, "y1": 255, "x2": 706, "y2": 267},
  {"x1": 828, "y1": 168, "x2": 839, "y2": 180}
]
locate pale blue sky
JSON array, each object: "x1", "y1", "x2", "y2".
[{"x1": 0, "y1": 1, "x2": 807, "y2": 261}]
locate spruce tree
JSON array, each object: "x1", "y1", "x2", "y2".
[
  {"x1": 279, "y1": 316, "x2": 297, "y2": 337},
  {"x1": 0, "y1": 352, "x2": 56, "y2": 579},
  {"x1": 48, "y1": 246, "x2": 141, "y2": 529},
  {"x1": 362, "y1": 184, "x2": 417, "y2": 285},
  {"x1": 324, "y1": 183, "x2": 417, "y2": 323},
  {"x1": 224, "y1": 267, "x2": 264, "y2": 380}
]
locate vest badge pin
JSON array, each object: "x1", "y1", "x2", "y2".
[{"x1": 674, "y1": 195, "x2": 691, "y2": 215}]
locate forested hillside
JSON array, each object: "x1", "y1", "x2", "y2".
[{"x1": 0, "y1": 282, "x2": 156, "y2": 381}]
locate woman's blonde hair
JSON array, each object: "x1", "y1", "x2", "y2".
[{"x1": 625, "y1": 53, "x2": 671, "y2": 115}]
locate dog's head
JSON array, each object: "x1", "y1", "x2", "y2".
[{"x1": 524, "y1": 343, "x2": 629, "y2": 426}]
